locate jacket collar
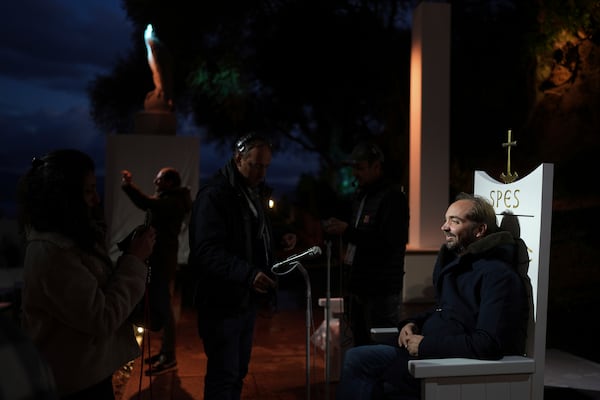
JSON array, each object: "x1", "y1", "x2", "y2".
[
  {"x1": 465, "y1": 231, "x2": 515, "y2": 256},
  {"x1": 438, "y1": 231, "x2": 516, "y2": 268},
  {"x1": 354, "y1": 176, "x2": 388, "y2": 198},
  {"x1": 220, "y1": 158, "x2": 272, "y2": 199}
]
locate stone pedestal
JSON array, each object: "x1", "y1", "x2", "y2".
[{"x1": 134, "y1": 111, "x2": 176, "y2": 135}]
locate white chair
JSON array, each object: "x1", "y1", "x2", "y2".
[{"x1": 406, "y1": 164, "x2": 554, "y2": 400}]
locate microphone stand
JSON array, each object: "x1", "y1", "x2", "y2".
[
  {"x1": 273, "y1": 260, "x2": 312, "y2": 399},
  {"x1": 295, "y1": 262, "x2": 312, "y2": 400},
  {"x1": 324, "y1": 240, "x2": 332, "y2": 398}
]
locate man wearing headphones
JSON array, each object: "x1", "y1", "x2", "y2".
[
  {"x1": 188, "y1": 134, "x2": 283, "y2": 399},
  {"x1": 324, "y1": 142, "x2": 409, "y2": 346}
]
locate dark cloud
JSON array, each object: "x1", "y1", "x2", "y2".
[
  {"x1": 0, "y1": 0, "x2": 318, "y2": 219},
  {"x1": 0, "y1": 106, "x2": 102, "y2": 171},
  {"x1": 0, "y1": 0, "x2": 135, "y2": 218},
  {"x1": 0, "y1": 0, "x2": 132, "y2": 89}
]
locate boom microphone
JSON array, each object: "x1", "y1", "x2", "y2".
[{"x1": 272, "y1": 246, "x2": 322, "y2": 271}]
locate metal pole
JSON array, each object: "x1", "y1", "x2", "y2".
[
  {"x1": 324, "y1": 240, "x2": 332, "y2": 398},
  {"x1": 297, "y1": 263, "x2": 312, "y2": 400}
]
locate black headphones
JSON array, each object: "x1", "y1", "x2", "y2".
[
  {"x1": 235, "y1": 133, "x2": 255, "y2": 153},
  {"x1": 235, "y1": 133, "x2": 271, "y2": 153}
]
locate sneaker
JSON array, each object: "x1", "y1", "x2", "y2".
[
  {"x1": 143, "y1": 353, "x2": 163, "y2": 365},
  {"x1": 145, "y1": 354, "x2": 177, "y2": 376}
]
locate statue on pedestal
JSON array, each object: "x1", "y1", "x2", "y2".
[
  {"x1": 144, "y1": 24, "x2": 173, "y2": 112},
  {"x1": 135, "y1": 24, "x2": 176, "y2": 135}
]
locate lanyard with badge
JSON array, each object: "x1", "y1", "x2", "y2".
[{"x1": 343, "y1": 194, "x2": 366, "y2": 265}]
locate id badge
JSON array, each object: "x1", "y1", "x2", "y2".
[{"x1": 344, "y1": 243, "x2": 356, "y2": 265}]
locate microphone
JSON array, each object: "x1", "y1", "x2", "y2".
[{"x1": 272, "y1": 246, "x2": 322, "y2": 271}]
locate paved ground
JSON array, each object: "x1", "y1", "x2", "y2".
[
  {"x1": 119, "y1": 302, "x2": 336, "y2": 400},
  {"x1": 118, "y1": 286, "x2": 600, "y2": 400}
]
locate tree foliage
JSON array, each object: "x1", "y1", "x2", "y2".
[
  {"x1": 88, "y1": 0, "x2": 600, "y2": 200},
  {"x1": 89, "y1": 0, "x2": 416, "y2": 175}
]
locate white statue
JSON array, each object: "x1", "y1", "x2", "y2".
[{"x1": 144, "y1": 24, "x2": 173, "y2": 111}]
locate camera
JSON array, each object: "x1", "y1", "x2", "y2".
[{"x1": 118, "y1": 211, "x2": 152, "y2": 252}]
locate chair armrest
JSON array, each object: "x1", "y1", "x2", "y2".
[
  {"x1": 408, "y1": 356, "x2": 535, "y2": 378},
  {"x1": 370, "y1": 327, "x2": 399, "y2": 346}
]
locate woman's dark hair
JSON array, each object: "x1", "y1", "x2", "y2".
[{"x1": 17, "y1": 149, "x2": 98, "y2": 250}]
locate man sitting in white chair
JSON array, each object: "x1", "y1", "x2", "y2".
[{"x1": 335, "y1": 193, "x2": 529, "y2": 400}]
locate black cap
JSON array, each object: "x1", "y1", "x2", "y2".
[{"x1": 344, "y1": 142, "x2": 385, "y2": 165}]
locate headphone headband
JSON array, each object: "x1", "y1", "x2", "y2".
[{"x1": 235, "y1": 133, "x2": 271, "y2": 153}]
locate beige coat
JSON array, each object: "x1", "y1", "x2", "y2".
[{"x1": 21, "y1": 229, "x2": 147, "y2": 396}]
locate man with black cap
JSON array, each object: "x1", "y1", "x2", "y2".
[{"x1": 324, "y1": 142, "x2": 409, "y2": 346}]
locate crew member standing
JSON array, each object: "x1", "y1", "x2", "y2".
[
  {"x1": 324, "y1": 142, "x2": 409, "y2": 346},
  {"x1": 121, "y1": 167, "x2": 192, "y2": 375},
  {"x1": 189, "y1": 134, "x2": 291, "y2": 399}
]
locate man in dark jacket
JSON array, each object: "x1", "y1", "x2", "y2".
[
  {"x1": 188, "y1": 134, "x2": 281, "y2": 399},
  {"x1": 121, "y1": 167, "x2": 192, "y2": 375},
  {"x1": 335, "y1": 193, "x2": 529, "y2": 400},
  {"x1": 324, "y1": 142, "x2": 409, "y2": 346}
]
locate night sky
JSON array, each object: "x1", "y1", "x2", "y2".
[{"x1": 0, "y1": 0, "x2": 319, "y2": 219}]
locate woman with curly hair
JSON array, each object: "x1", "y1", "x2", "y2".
[{"x1": 17, "y1": 149, "x2": 156, "y2": 400}]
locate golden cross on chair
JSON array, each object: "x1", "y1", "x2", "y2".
[{"x1": 500, "y1": 129, "x2": 518, "y2": 183}]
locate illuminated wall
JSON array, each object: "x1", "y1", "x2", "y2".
[{"x1": 408, "y1": 2, "x2": 450, "y2": 249}]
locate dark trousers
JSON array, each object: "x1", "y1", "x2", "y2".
[
  {"x1": 61, "y1": 375, "x2": 114, "y2": 400},
  {"x1": 156, "y1": 279, "x2": 176, "y2": 359},
  {"x1": 146, "y1": 264, "x2": 177, "y2": 359},
  {"x1": 197, "y1": 308, "x2": 257, "y2": 400},
  {"x1": 336, "y1": 344, "x2": 420, "y2": 400},
  {"x1": 349, "y1": 293, "x2": 402, "y2": 346}
]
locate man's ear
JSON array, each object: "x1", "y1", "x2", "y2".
[
  {"x1": 475, "y1": 223, "x2": 487, "y2": 238},
  {"x1": 234, "y1": 153, "x2": 243, "y2": 166}
]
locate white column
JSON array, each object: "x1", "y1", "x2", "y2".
[
  {"x1": 408, "y1": 1, "x2": 450, "y2": 250},
  {"x1": 403, "y1": 2, "x2": 450, "y2": 303}
]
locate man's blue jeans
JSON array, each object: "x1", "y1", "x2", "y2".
[
  {"x1": 335, "y1": 344, "x2": 420, "y2": 400},
  {"x1": 198, "y1": 308, "x2": 257, "y2": 400}
]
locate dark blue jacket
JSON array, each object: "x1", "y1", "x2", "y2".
[
  {"x1": 406, "y1": 231, "x2": 528, "y2": 360},
  {"x1": 188, "y1": 159, "x2": 275, "y2": 317}
]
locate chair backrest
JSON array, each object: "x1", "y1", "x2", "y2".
[{"x1": 474, "y1": 163, "x2": 553, "y2": 400}]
